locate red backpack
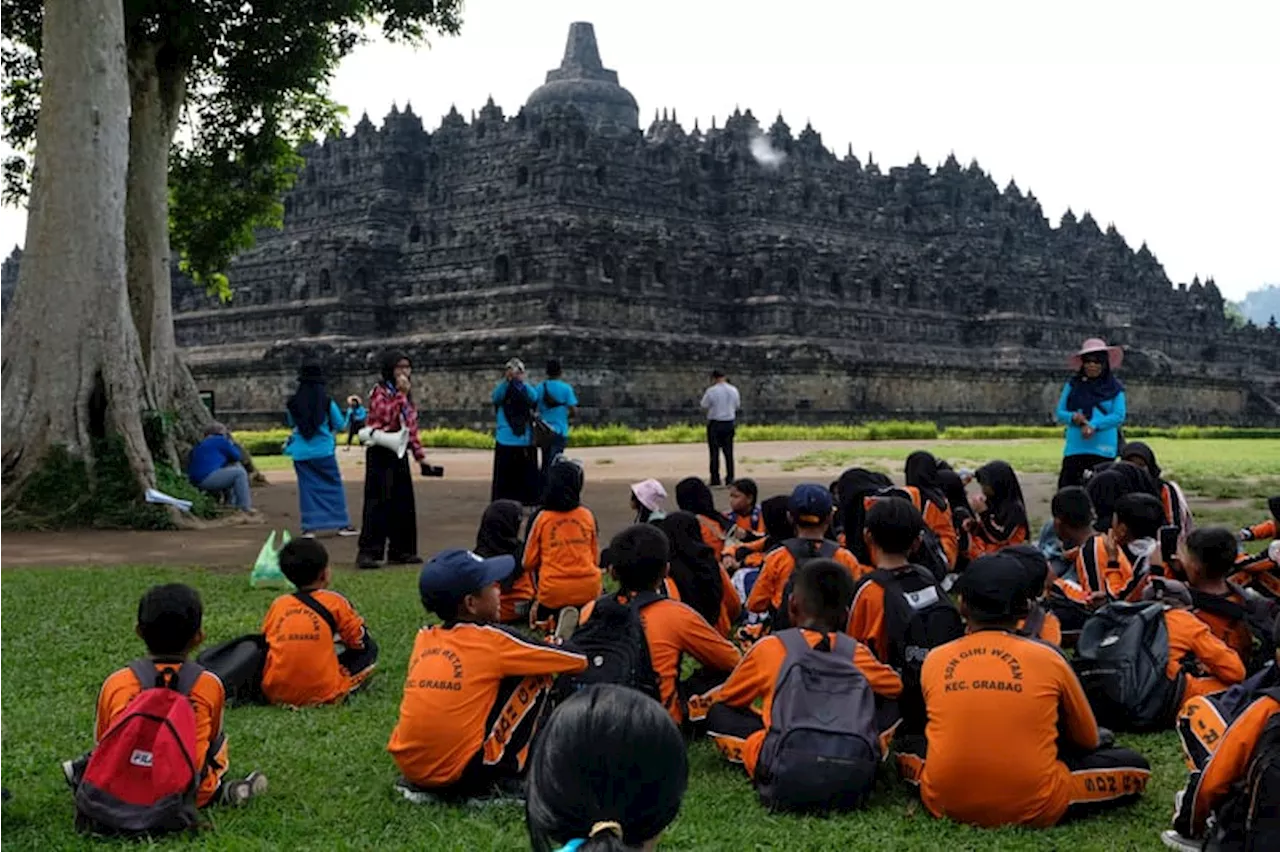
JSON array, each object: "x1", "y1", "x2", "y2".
[{"x1": 75, "y1": 660, "x2": 211, "y2": 835}]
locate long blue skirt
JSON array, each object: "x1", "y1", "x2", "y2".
[{"x1": 295, "y1": 455, "x2": 350, "y2": 531}]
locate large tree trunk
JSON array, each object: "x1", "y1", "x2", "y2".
[
  {"x1": 1, "y1": 0, "x2": 155, "y2": 499},
  {"x1": 125, "y1": 42, "x2": 190, "y2": 465}
]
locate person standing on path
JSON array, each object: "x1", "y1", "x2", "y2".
[
  {"x1": 491, "y1": 358, "x2": 541, "y2": 506},
  {"x1": 536, "y1": 358, "x2": 578, "y2": 476},
  {"x1": 701, "y1": 369, "x2": 740, "y2": 487},
  {"x1": 356, "y1": 351, "x2": 426, "y2": 570},
  {"x1": 284, "y1": 363, "x2": 356, "y2": 537},
  {"x1": 1054, "y1": 338, "x2": 1127, "y2": 489}
]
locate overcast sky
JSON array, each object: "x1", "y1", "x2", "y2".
[{"x1": 2, "y1": 0, "x2": 1276, "y2": 298}]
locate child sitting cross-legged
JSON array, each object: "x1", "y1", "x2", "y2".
[
  {"x1": 389, "y1": 549, "x2": 587, "y2": 803},
  {"x1": 690, "y1": 558, "x2": 902, "y2": 808},
  {"x1": 578, "y1": 523, "x2": 742, "y2": 727},
  {"x1": 260, "y1": 538, "x2": 378, "y2": 706},
  {"x1": 899, "y1": 553, "x2": 1152, "y2": 828},
  {"x1": 64, "y1": 584, "x2": 266, "y2": 822}
]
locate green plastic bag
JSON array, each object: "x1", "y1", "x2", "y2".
[{"x1": 250, "y1": 530, "x2": 295, "y2": 589}]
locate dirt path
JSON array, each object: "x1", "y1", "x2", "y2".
[{"x1": 1, "y1": 442, "x2": 1062, "y2": 570}]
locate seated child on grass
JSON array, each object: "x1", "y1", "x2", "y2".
[
  {"x1": 691, "y1": 558, "x2": 902, "y2": 782},
  {"x1": 726, "y1": 478, "x2": 765, "y2": 537},
  {"x1": 963, "y1": 461, "x2": 1030, "y2": 560},
  {"x1": 1053, "y1": 492, "x2": 1164, "y2": 611},
  {"x1": 474, "y1": 499, "x2": 534, "y2": 626},
  {"x1": 525, "y1": 684, "x2": 688, "y2": 852},
  {"x1": 676, "y1": 477, "x2": 732, "y2": 550},
  {"x1": 389, "y1": 549, "x2": 587, "y2": 802},
  {"x1": 747, "y1": 484, "x2": 865, "y2": 626},
  {"x1": 261, "y1": 538, "x2": 378, "y2": 706},
  {"x1": 1141, "y1": 578, "x2": 1246, "y2": 712},
  {"x1": 630, "y1": 478, "x2": 668, "y2": 524},
  {"x1": 1004, "y1": 545, "x2": 1063, "y2": 647},
  {"x1": 525, "y1": 459, "x2": 601, "y2": 636},
  {"x1": 899, "y1": 553, "x2": 1151, "y2": 828},
  {"x1": 658, "y1": 512, "x2": 739, "y2": 636},
  {"x1": 1164, "y1": 617, "x2": 1280, "y2": 852},
  {"x1": 579, "y1": 524, "x2": 742, "y2": 727},
  {"x1": 1182, "y1": 527, "x2": 1260, "y2": 665},
  {"x1": 67, "y1": 584, "x2": 265, "y2": 809}
]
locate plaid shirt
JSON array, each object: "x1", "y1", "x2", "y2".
[{"x1": 366, "y1": 383, "x2": 425, "y2": 461}]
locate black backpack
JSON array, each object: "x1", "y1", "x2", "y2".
[
  {"x1": 1073, "y1": 601, "x2": 1184, "y2": 731},
  {"x1": 1208, "y1": 687, "x2": 1280, "y2": 852},
  {"x1": 773, "y1": 539, "x2": 839, "y2": 630},
  {"x1": 866, "y1": 566, "x2": 964, "y2": 733},
  {"x1": 553, "y1": 592, "x2": 662, "y2": 705},
  {"x1": 755, "y1": 630, "x2": 879, "y2": 813},
  {"x1": 1191, "y1": 583, "x2": 1280, "y2": 675}
]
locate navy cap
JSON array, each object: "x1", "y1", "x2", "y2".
[
  {"x1": 789, "y1": 483, "x2": 833, "y2": 525},
  {"x1": 956, "y1": 553, "x2": 1030, "y2": 619},
  {"x1": 418, "y1": 549, "x2": 515, "y2": 601}
]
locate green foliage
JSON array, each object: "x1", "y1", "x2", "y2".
[
  {"x1": 2, "y1": 435, "x2": 217, "y2": 531},
  {"x1": 1, "y1": 565, "x2": 1193, "y2": 850},
  {"x1": 232, "y1": 422, "x2": 1280, "y2": 457}
]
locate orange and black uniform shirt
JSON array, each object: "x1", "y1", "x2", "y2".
[
  {"x1": 723, "y1": 535, "x2": 774, "y2": 570},
  {"x1": 1053, "y1": 535, "x2": 1139, "y2": 604},
  {"x1": 524, "y1": 506, "x2": 601, "y2": 610},
  {"x1": 1016, "y1": 606, "x2": 1064, "y2": 648},
  {"x1": 697, "y1": 515, "x2": 729, "y2": 551},
  {"x1": 918, "y1": 630, "x2": 1111, "y2": 827},
  {"x1": 387, "y1": 622, "x2": 586, "y2": 788},
  {"x1": 965, "y1": 515, "x2": 1029, "y2": 561},
  {"x1": 901, "y1": 487, "x2": 960, "y2": 569},
  {"x1": 1246, "y1": 519, "x2": 1277, "y2": 541},
  {"x1": 689, "y1": 628, "x2": 901, "y2": 777},
  {"x1": 96, "y1": 661, "x2": 228, "y2": 807},
  {"x1": 846, "y1": 565, "x2": 941, "y2": 661},
  {"x1": 261, "y1": 590, "x2": 374, "y2": 706},
  {"x1": 500, "y1": 572, "x2": 536, "y2": 624},
  {"x1": 1190, "y1": 588, "x2": 1254, "y2": 664},
  {"x1": 746, "y1": 540, "x2": 866, "y2": 615},
  {"x1": 1179, "y1": 692, "x2": 1280, "y2": 836},
  {"x1": 712, "y1": 563, "x2": 742, "y2": 637},
  {"x1": 580, "y1": 592, "x2": 742, "y2": 724},
  {"x1": 1228, "y1": 549, "x2": 1280, "y2": 598},
  {"x1": 1164, "y1": 607, "x2": 1246, "y2": 706},
  {"x1": 728, "y1": 508, "x2": 766, "y2": 537}
]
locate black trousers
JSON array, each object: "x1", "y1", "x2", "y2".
[
  {"x1": 357, "y1": 447, "x2": 417, "y2": 562},
  {"x1": 1058, "y1": 453, "x2": 1112, "y2": 489},
  {"x1": 707, "y1": 420, "x2": 736, "y2": 485},
  {"x1": 337, "y1": 634, "x2": 379, "y2": 680},
  {"x1": 492, "y1": 444, "x2": 541, "y2": 506},
  {"x1": 346, "y1": 417, "x2": 366, "y2": 446}
]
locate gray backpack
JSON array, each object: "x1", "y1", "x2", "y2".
[{"x1": 755, "y1": 629, "x2": 879, "y2": 812}]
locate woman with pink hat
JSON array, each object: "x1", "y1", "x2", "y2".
[
  {"x1": 631, "y1": 479, "x2": 668, "y2": 523},
  {"x1": 1054, "y1": 338, "x2": 1128, "y2": 488}
]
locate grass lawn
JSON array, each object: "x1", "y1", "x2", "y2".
[{"x1": 3, "y1": 566, "x2": 1189, "y2": 851}]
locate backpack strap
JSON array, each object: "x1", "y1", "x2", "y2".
[
  {"x1": 775, "y1": 628, "x2": 811, "y2": 659},
  {"x1": 128, "y1": 659, "x2": 204, "y2": 695},
  {"x1": 831, "y1": 632, "x2": 858, "y2": 659},
  {"x1": 1080, "y1": 538, "x2": 1104, "y2": 597},
  {"x1": 293, "y1": 591, "x2": 340, "y2": 637},
  {"x1": 630, "y1": 590, "x2": 665, "y2": 612},
  {"x1": 783, "y1": 538, "x2": 838, "y2": 565},
  {"x1": 1020, "y1": 603, "x2": 1047, "y2": 639}
]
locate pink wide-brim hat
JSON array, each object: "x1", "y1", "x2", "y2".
[
  {"x1": 1068, "y1": 338, "x2": 1123, "y2": 371},
  {"x1": 631, "y1": 479, "x2": 667, "y2": 512}
]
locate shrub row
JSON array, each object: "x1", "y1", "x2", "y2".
[{"x1": 231, "y1": 422, "x2": 1280, "y2": 457}]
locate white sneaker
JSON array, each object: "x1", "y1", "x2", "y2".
[
  {"x1": 301, "y1": 531, "x2": 316, "y2": 538},
  {"x1": 555, "y1": 606, "x2": 580, "y2": 641},
  {"x1": 1160, "y1": 830, "x2": 1201, "y2": 852},
  {"x1": 220, "y1": 771, "x2": 268, "y2": 807},
  {"x1": 337, "y1": 527, "x2": 359, "y2": 537}
]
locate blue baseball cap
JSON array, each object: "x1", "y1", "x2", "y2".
[
  {"x1": 789, "y1": 483, "x2": 833, "y2": 525},
  {"x1": 418, "y1": 549, "x2": 515, "y2": 601}
]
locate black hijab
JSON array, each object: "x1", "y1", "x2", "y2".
[
  {"x1": 904, "y1": 451, "x2": 946, "y2": 510},
  {"x1": 836, "y1": 468, "x2": 894, "y2": 564},
  {"x1": 287, "y1": 363, "x2": 330, "y2": 440},
  {"x1": 1065, "y1": 360, "x2": 1124, "y2": 418},
  {"x1": 380, "y1": 350, "x2": 408, "y2": 384},
  {"x1": 675, "y1": 478, "x2": 727, "y2": 532},
  {"x1": 658, "y1": 512, "x2": 723, "y2": 626},
  {"x1": 542, "y1": 460, "x2": 584, "y2": 513},
  {"x1": 936, "y1": 468, "x2": 972, "y2": 524},
  {"x1": 1119, "y1": 442, "x2": 1162, "y2": 479},
  {"x1": 759, "y1": 495, "x2": 794, "y2": 550},
  {"x1": 975, "y1": 461, "x2": 1028, "y2": 539},
  {"x1": 1086, "y1": 462, "x2": 1159, "y2": 532},
  {"x1": 476, "y1": 499, "x2": 525, "y2": 589}
]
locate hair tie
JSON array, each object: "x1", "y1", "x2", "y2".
[{"x1": 589, "y1": 821, "x2": 622, "y2": 839}]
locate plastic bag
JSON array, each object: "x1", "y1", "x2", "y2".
[{"x1": 250, "y1": 530, "x2": 294, "y2": 589}]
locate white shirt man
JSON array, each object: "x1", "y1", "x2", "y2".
[{"x1": 700, "y1": 370, "x2": 740, "y2": 486}]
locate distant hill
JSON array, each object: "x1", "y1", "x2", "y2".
[{"x1": 1237, "y1": 284, "x2": 1280, "y2": 326}]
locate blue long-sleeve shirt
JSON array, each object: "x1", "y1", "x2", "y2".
[
  {"x1": 1055, "y1": 382, "x2": 1127, "y2": 458},
  {"x1": 284, "y1": 401, "x2": 349, "y2": 461},
  {"x1": 492, "y1": 380, "x2": 539, "y2": 446},
  {"x1": 187, "y1": 435, "x2": 243, "y2": 484}
]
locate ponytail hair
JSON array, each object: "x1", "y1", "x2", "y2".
[{"x1": 526, "y1": 685, "x2": 688, "y2": 852}]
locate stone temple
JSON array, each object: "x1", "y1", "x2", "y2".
[{"x1": 4, "y1": 22, "x2": 1279, "y2": 427}]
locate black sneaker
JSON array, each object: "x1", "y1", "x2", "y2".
[
  {"x1": 386, "y1": 554, "x2": 423, "y2": 566},
  {"x1": 356, "y1": 555, "x2": 383, "y2": 570}
]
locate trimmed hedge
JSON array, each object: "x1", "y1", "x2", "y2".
[{"x1": 231, "y1": 422, "x2": 1280, "y2": 457}]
